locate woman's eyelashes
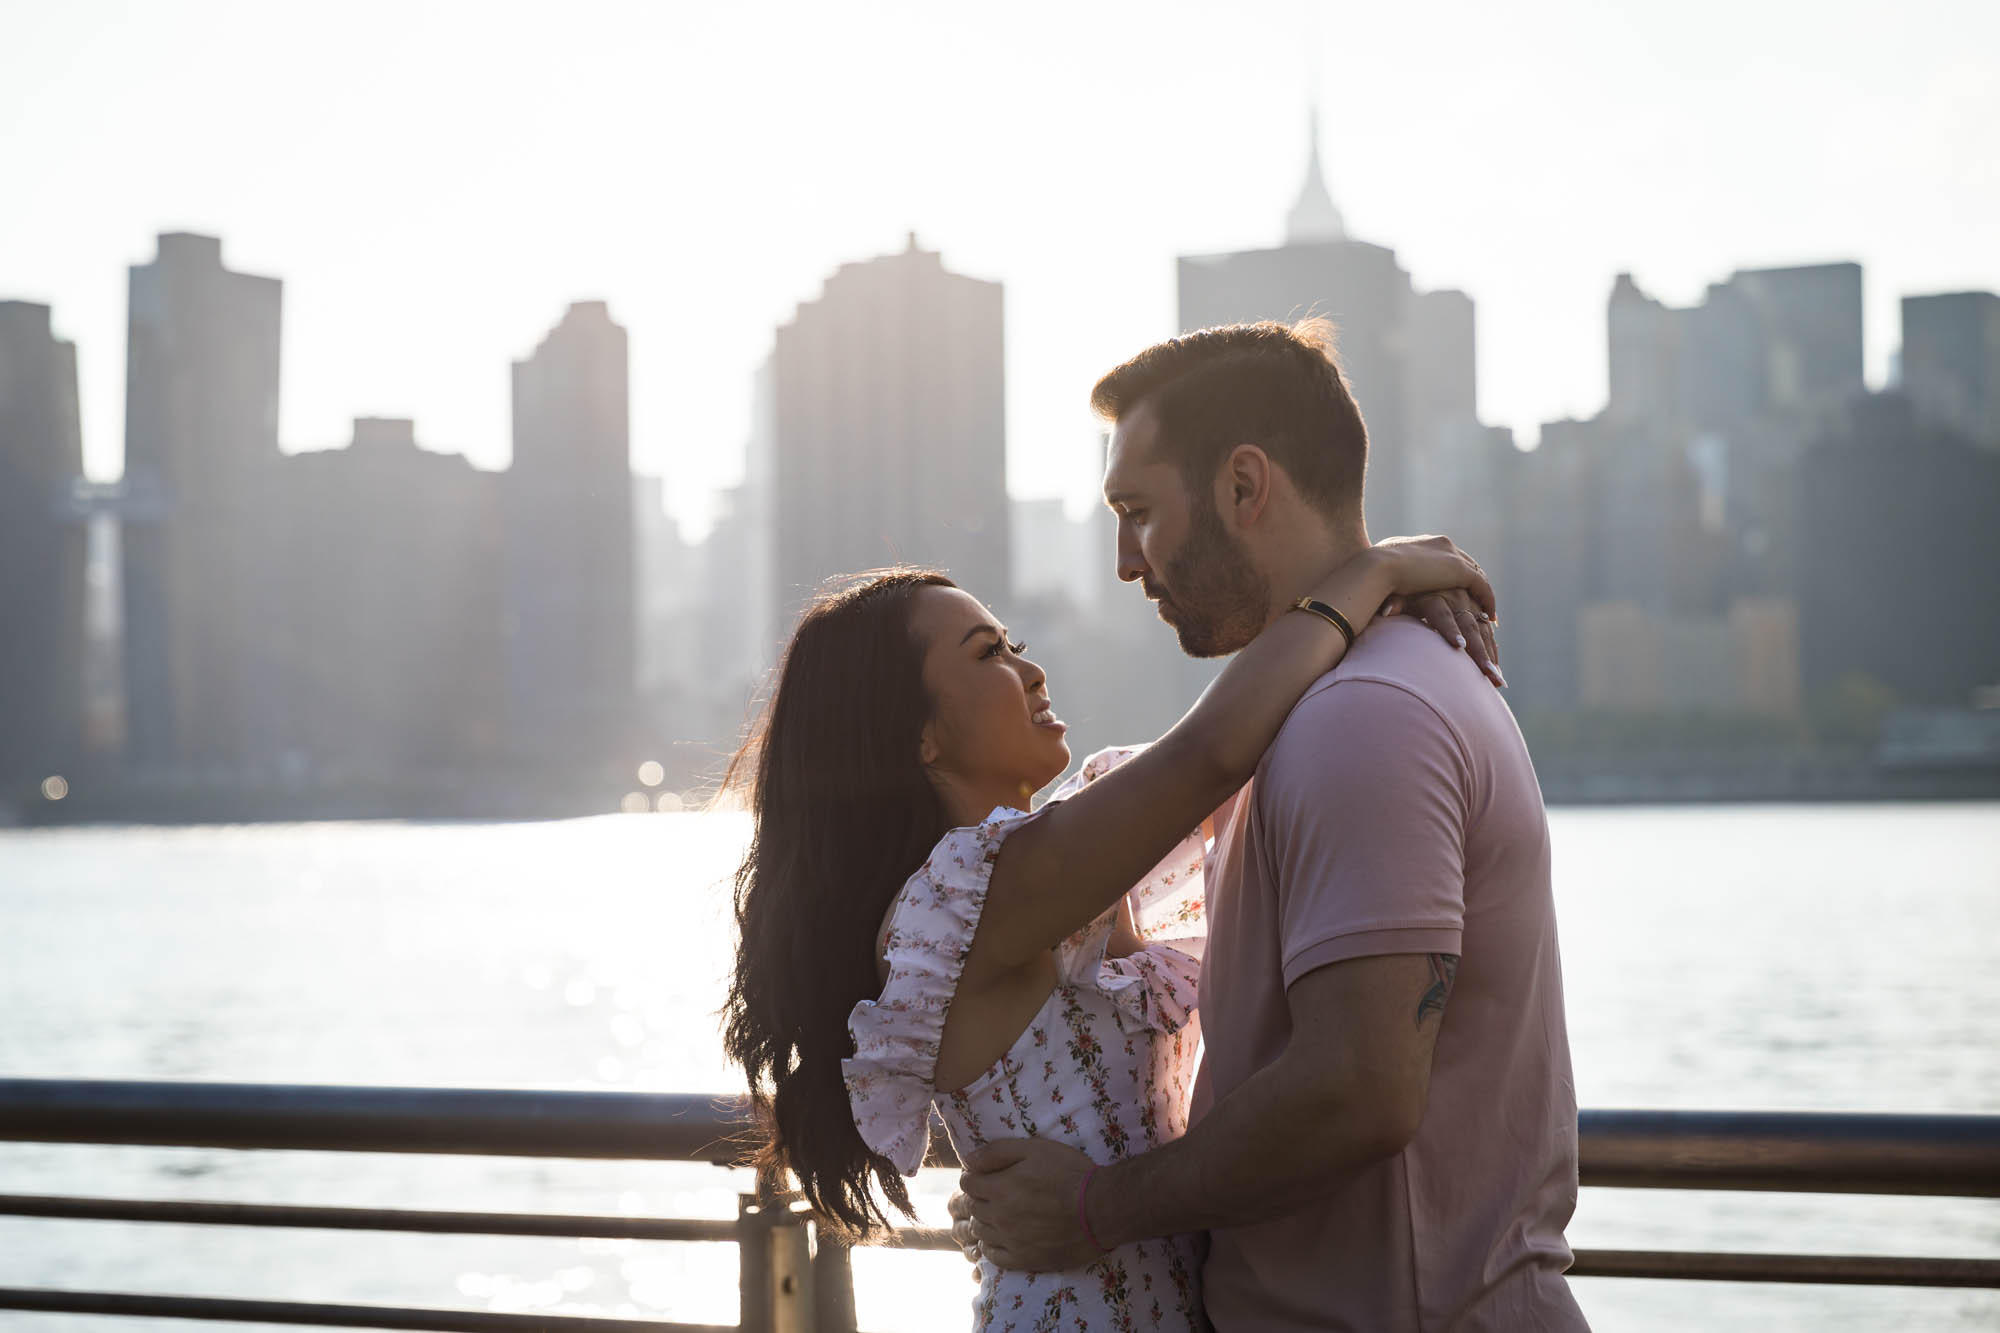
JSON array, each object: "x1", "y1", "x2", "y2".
[{"x1": 980, "y1": 637, "x2": 1028, "y2": 659}]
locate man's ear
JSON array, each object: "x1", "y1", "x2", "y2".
[{"x1": 1221, "y1": 443, "x2": 1275, "y2": 526}]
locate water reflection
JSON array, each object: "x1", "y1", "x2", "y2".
[{"x1": 0, "y1": 807, "x2": 1993, "y2": 1330}]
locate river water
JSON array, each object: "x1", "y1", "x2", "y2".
[{"x1": 1, "y1": 804, "x2": 1996, "y2": 1331}]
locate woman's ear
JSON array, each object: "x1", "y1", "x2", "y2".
[{"x1": 918, "y1": 718, "x2": 941, "y2": 768}]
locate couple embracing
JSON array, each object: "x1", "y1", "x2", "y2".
[{"x1": 725, "y1": 319, "x2": 1588, "y2": 1331}]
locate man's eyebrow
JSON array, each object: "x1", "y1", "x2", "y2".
[
  {"x1": 1103, "y1": 488, "x2": 1139, "y2": 508},
  {"x1": 959, "y1": 623, "x2": 1003, "y2": 646}
]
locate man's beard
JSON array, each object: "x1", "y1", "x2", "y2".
[{"x1": 1147, "y1": 490, "x2": 1271, "y2": 658}]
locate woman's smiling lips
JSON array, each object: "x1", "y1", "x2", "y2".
[{"x1": 1030, "y1": 701, "x2": 1067, "y2": 733}]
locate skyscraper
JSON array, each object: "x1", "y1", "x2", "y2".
[
  {"x1": 767, "y1": 236, "x2": 1008, "y2": 630},
  {"x1": 1729, "y1": 263, "x2": 1865, "y2": 415},
  {"x1": 1902, "y1": 290, "x2": 2000, "y2": 449},
  {"x1": 1609, "y1": 264, "x2": 1865, "y2": 432},
  {"x1": 281, "y1": 418, "x2": 503, "y2": 779},
  {"x1": 1601, "y1": 262, "x2": 1867, "y2": 617},
  {"x1": 1175, "y1": 114, "x2": 1481, "y2": 536},
  {"x1": 0, "y1": 301, "x2": 88, "y2": 795},
  {"x1": 501, "y1": 300, "x2": 636, "y2": 768},
  {"x1": 1798, "y1": 393, "x2": 2000, "y2": 706},
  {"x1": 119, "y1": 232, "x2": 285, "y2": 774}
]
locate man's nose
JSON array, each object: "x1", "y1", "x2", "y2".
[{"x1": 1116, "y1": 530, "x2": 1147, "y2": 584}]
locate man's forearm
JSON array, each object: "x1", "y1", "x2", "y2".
[{"x1": 1087, "y1": 1054, "x2": 1405, "y2": 1246}]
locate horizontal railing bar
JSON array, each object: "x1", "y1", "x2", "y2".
[
  {"x1": 883, "y1": 1231, "x2": 2000, "y2": 1288},
  {"x1": 10, "y1": 1197, "x2": 1986, "y2": 1292},
  {"x1": 0, "y1": 1287, "x2": 733, "y2": 1331},
  {"x1": 0, "y1": 1079, "x2": 754, "y2": 1164},
  {"x1": 3, "y1": 1080, "x2": 1997, "y2": 1196},
  {"x1": 1569, "y1": 1249, "x2": 2000, "y2": 1288},
  {"x1": 1581, "y1": 1108, "x2": 2000, "y2": 1197},
  {"x1": 0, "y1": 1193, "x2": 739, "y2": 1242}
]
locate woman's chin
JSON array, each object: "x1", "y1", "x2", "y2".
[{"x1": 1038, "y1": 741, "x2": 1072, "y2": 787}]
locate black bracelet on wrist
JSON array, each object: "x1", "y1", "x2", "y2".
[{"x1": 1290, "y1": 596, "x2": 1356, "y2": 650}]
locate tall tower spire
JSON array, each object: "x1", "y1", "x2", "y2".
[{"x1": 1286, "y1": 108, "x2": 1345, "y2": 244}]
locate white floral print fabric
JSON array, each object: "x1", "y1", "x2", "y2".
[{"x1": 844, "y1": 747, "x2": 1213, "y2": 1332}]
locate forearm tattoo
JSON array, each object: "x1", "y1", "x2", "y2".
[{"x1": 1416, "y1": 953, "x2": 1459, "y2": 1029}]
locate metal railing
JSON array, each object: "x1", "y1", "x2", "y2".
[{"x1": 2, "y1": 1078, "x2": 1997, "y2": 1330}]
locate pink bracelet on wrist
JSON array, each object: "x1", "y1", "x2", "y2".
[{"x1": 1076, "y1": 1165, "x2": 1111, "y2": 1255}]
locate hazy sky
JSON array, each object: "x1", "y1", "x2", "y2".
[{"x1": 4, "y1": 0, "x2": 1995, "y2": 535}]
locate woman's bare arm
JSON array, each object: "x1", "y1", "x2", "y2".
[{"x1": 962, "y1": 537, "x2": 1493, "y2": 981}]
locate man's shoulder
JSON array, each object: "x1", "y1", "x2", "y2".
[
  {"x1": 1261, "y1": 622, "x2": 1482, "y2": 783},
  {"x1": 1280, "y1": 623, "x2": 1465, "y2": 731}
]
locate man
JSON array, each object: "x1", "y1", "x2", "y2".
[{"x1": 955, "y1": 319, "x2": 1587, "y2": 1330}]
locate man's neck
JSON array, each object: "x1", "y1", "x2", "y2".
[{"x1": 1257, "y1": 521, "x2": 1372, "y2": 629}]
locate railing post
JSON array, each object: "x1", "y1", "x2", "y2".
[
  {"x1": 810, "y1": 1227, "x2": 858, "y2": 1333},
  {"x1": 739, "y1": 1185, "x2": 816, "y2": 1333},
  {"x1": 736, "y1": 1193, "x2": 771, "y2": 1333},
  {"x1": 768, "y1": 1207, "x2": 814, "y2": 1333}
]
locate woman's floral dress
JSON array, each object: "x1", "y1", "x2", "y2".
[{"x1": 845, "y1": 748, "x2": 1211, "y2": 1332}]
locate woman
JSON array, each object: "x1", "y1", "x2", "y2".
[{"x1": 724, "y1": 539, "x2": 1494, "y2": 1330}]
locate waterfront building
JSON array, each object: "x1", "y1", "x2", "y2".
[
  {"x1": 1499, "y1": 421, "x2": 1592, "y2": 712},
  {"x1": 687, "y1": 479, "x2": 776, "y2": 754},
  {"x1": 0, "y1": 301, "x2": 88, "y2": 795},
  {"x1": 766, "y1": 236, "x2": 1008, "y2": 633},
  {"x1": 1175, "y1": 115, "x2": 1482, "y2": 537},
  {"x1": 1607, "y1": 263, "x2": 1864, "y2": 433},
  {"x1": 1798, "y1": 392, "x2": 2000, "y2": 708},
  {"x1": 1403, "y1": 420, "x2": 1520, "y2": 619},
  {"x1": 1576, "y1": 599, "x2": 1800, "y2": 717},
  {"x1": 633, "y1": 473, "x2": 692, "y2": 705},
  {"x1": 118, "y1": 232, "x2": 286, "y2": 775},
  {"x1": 1605, "y1": 272, "x2": 1686, "y2": 430},
  {"x1": 1733, "y1": 263, "x2": 1865, "y2": 416},
  {"x1": 280, "y1": 419, "x2": 503, "y2": 780},
  {"x1": 1009, "y1": 497, "x2": 1095, "y2": 612},
  {"x1": 502, "y1": 301, "x2": 637, "y2": 769},
  {"x1": 1901, "y1": 290, "x2": 2000, "y2": 449}
]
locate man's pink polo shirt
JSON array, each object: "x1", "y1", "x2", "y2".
[{"x1": 1192, "y1": 618, "x2": 1587, "y2": 1331}]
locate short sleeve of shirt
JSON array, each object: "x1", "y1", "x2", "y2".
[{"x1": 1258, "y1": 677, "x2": 1471, "y2": 988}]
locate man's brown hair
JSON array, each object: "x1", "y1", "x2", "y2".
[{"x1": 1090, "y1": 317, "x2": 1369, "y2": 520}]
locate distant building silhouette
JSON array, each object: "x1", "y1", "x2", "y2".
[
  {"x1": 1176, "y1": 113, "x2": 1482, "y2": 538},
  {"x1": 1501, "y1": 419, "x2": 1591, "y2": 710},
  {"x1": 1798, "y1": 393, "x2": 2000, "y2": 707},
  {"x1": 280, "y1": 418, "x2": 503, "y2": 779},
  {"x1": 1486, "y1": 264, "x2": 1870, "y2": 714},
  {"x1": 767, "y1": 235, "x2": 1009, "y2": 628},
  {"x1": 0, "y1": 301, "x2": 88, "y2": 794},
  {"x1": 1730, "y1": 264, "x2": 1866, "y2": 416},
  {"x1": 17, "y1": 223, "x2": 2000, "y2": 811},
  {"x1": 119, "y1": 232, "x2": 286, "y2": 774},
  {"x1": 692, "y1": 479, "x2": 776, "y2": 751},
  {"x1": 1577, "y1": 599, "x2": 1800, "y2": 717},
  {"x1": 1010, "y1": 497, "x2": 1097, "y2": 611},
  {"x1": 1901, "y1": 291, "x2": 2000, "y2": 450},
  {"x1": 502, "y1": 301, "x2": 637, "y2": 768},
  {"x1": 1608, "y1": 263, "x2": 1864, "y2": 433},
  {"x1": 633, "y1": 473, "x2": 691, "y2": 707}
]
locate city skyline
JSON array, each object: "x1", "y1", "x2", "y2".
[
  {"x1": 3, "y1": 0, "x2": 1996, "y2": 536},
  {"x1": 4, "y1": 215, "x2": 1996, "y2": 814}
]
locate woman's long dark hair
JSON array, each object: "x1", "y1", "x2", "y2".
[{"x1": 721, "y1": 568, "x2": 958, "y2": 1238}]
